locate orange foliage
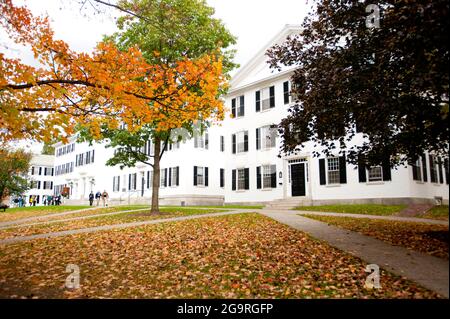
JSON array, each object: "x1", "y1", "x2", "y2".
[{"x1": 0, "y1": 0, "x2": 226, "y2": 143}]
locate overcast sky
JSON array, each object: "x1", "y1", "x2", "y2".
[{"x1": 2, "y1": 0, "x2": 311, "y2": 152}]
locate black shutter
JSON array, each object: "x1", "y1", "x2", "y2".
[
  {"x1": 176, "y1": 167, "x2": 180, "y2": 186},
  {"x1": 319, "y1": 159, "x2": 326, "y2": 185},
  {"x1": 194, "y1": 166, "x2": 198, "y2": 186},
  {"x1": 244, "y1": 168, "x2": 250, "y2": 190},
  {"x1": 134, "y1": 173, "x2": 137, "y2": 190},
  {"x1": 147, "y1": 171, "x2": 150, "y2": 188},
  {"x1": 412, "y1": 162, "x2": 419, "y2": 181},
  {"x1": 429, "y1": 155, "x2": 437, "y2": 183},
  {"x1": 91, "y1": 150, "x2": 95, "y2": 163},
  {"x1": 256, "y1": 128, "x2": 260, "y2": 150},
  {"x1": 339, "y1": 154, "x2": 347, "y2": 184},
  {"x1": 382, "y1": 157, "x2": 392, "y2": 181},
  {"x1": 445, "y1": 159, "x2": 449, "y2": 185},
  {"x1": 240, "y1": 95, "x2": 245, "y2": 116},
  {"x1": 232, "y1": 134, "x2": 236, "y2": 154},
  {"x1": 38, "y1": 181, "x2": 41, "y2": 189},
  {"x1": 271, "y1": 165, "x2": 277, "y2": 188},
  {"x1": 244, "y1": 131, "x2": 248, "y2": 152},
  {"x1": 50, "y1": 181, "x2": 53, "y2": 189},
  {"x1": 51, "y1": 168, "x2": 54, "y2": 176},
  {"x1": 220, "y1": 169, "x2": 224, "y2": 188},
  {"x1": 231, "y1": 98, "x2": 236, "y2": 118},
  {"x1": 112, "y1": 176, "x2": 115, "y2": 191},
  {"x1": 169, "y1": 168, "x2": 172, "y2": 187},
  {"x1": 438, "y1": 157, "x2": 444, "y2": 184},
  {"x1": 205, "y1": 167, "x2": 209, "y2": 186},
  {"x1": 117, "y1": 176, "x2": 120, "y2": 192},
  {"x1": 422, "y1": 154, "x2": 428, "y2": 182},
  {"x1": 39, "y1": 167, "x2": 42, "y2": 175},
  {"x1": 164, "y1": 169, "x2": 168, "y2": 187},
  {"x1": 269, "y1": 86, "x2": 275, "y2": 108},
  {"x1": 358, "y1": 157, "x2": 367, "y2": 183},
  {"x1": 128, "y1": 174, "x2": 131, "y2": 190},
  {"x1": 255, "y1": 91, "x2": 261, "y2": 112},
  {"x1": 256, "y1": 167, "x2": 261, "y2": 189},
  {"x1": 232, "y1": 170, "x2": 236, "y2": 191},
  {"x1": 283, "y1": 81, "x2": 289, "y2": 104},
  {"x1": 205, "y1": 133, "x2": 209, "y2": 150}
]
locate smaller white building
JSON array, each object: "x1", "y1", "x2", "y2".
[{"x1": 23, "y1": 154, "x2": 55, "y2": 206}]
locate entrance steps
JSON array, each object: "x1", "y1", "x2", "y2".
[{"x1": 264, "y1": 197, "x2": 313, "y2": 210}]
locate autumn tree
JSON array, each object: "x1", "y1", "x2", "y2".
[
  {"x1": 78, "y1": 0, "x2": 236, "y2": 214},
  {"x1": 0, "y1": 0, "x2": 228, "y2": 213},
  {"x1": 0, "y1": 147, "x2": 32, "y2": 203},
  {"x1": 41, "y1": 141, "x2": 55, "y2": 155},
  {"x1": 267, "y1": 0, "x2": 449, "y2": 167}
]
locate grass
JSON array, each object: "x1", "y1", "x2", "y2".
[
  {"x1": 0, "y1": 205, "x2": 90, "y2": 223},
  {"x1": 295, "y1": 204, "x2": 406, "y2": 216},
  {"x1": 302, "y1": 214, "x2": 449, "y2": 259},
  {"x1": 0, "y1": 213, "x2": 440, "y2": 299},
  {"x1": 421, "y1": 205, "x2": 449, "y2": 220},
  {"x1": 0, "y1": 207, "x2": 228, "y2": 240},
  {"x1": 161, "y1": 205, "x2": 264, "y2": 209}
]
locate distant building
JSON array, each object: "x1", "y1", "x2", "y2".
[{"x1": 23, "y1": 154, "x2": 55, "y2": 206}]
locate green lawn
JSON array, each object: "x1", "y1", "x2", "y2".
[
  {"x1": 421, "y1": 205, "x2": 449, "y2": 220},
  {"x1": 295, "y1": 204, "x2": 406, "y2": 216},
  {"x1": 161, "y1": 205, "x2": 264, "y2": 210},
  {"x1": 0, "y1": 205, "x2": 90, "y2": 223}
]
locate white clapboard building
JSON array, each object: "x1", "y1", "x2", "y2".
[
  {"x1": 23, "y1": 154, "x2": 55, "y2": 206},
  {"x1": 52, "y1": 25, "x2": 449, "y2": 207}
]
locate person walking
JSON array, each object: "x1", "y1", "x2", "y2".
[
  {"x1": 88, "y1": 191, "x2": 94, "y2": 206},
  {"x1": 32, "y1": 195, "x2": 37, "y2": 206},
  {"x1": 95, "y1": 191, "x2": 101, "y2": 206},
  {"x1": 28, "y1": 196, "x2": 33, "y2": 207},
  {"x1": 102, "y1": 190, "x2": 109, "y2": 207}
]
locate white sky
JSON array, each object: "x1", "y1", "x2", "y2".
[{"x1": 2, "y1": 0, "x2": 310, "y2": 152}]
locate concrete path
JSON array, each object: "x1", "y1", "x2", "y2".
[
  {"x1": 0, "y1": 210, "x2": 244, "y2": 246},
  {"x1": 261, "y1": 210, "x2": 449, "y2": 298}
]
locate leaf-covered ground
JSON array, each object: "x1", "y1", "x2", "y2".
[
  {"x1": 0, "y1": 208, "x2": 227, "y2": 240},
  {"x1": 295, "y1": 204, "x2": 405, "y2": 216},
  {"x1": 0, "y1": 206, "x2": 90, "y2": 223},
  {"x1": 302, "y1": 215, "x2": 449, "y2": 259},
  {"x1": 0, "y1": 214, "x2": 441, "y2": 299}
]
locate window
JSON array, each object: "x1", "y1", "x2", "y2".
[
  {"x1": 237, "y1": 169, "x2": 246, "y2": 190},
  {"x1": 168, "y1": 141, "x2": 180, "y2": 151},
  {"x1": 263, "y1": 165, "x2": 276, "y2": 189},
  {"x1": 327, "y1": 157, "x2": 340, "y2": 185},
  {"x1": 170, "y1": 167, "x2": 179, "y2": 187},
  {"x1": 220, "y1": 136, "x2": 225, "y2": 152},
  {"x1": 232, "y1": 131, "x2": 248, "y2": 154},
  {"x1": 412, "y1": 158, "x2": 423, "y2": 182},
  {"x1": 43, "y1": 181, "x2": 53, "y2": 190},
  {"x1": 256, "y1": 86, "x2": 275, "y2": 112},
  {"x1": 368, "y1": 166, "x2": 383, "y2": 182},
  {"x1": 430, "y1": 155, "x2": 439, "y2": 183},
  {"x1": 194, "y1": 133, "x2": 209, "y2": 149},
  {"x1": 256, "y1": 126, "x2": 276, "y2": 150},
  {"x1": 197, "y1": 166, "x2": 204, "y2": 186},
  {"x1": 129, "y1": 173, "x2": 137, "y2": 190},
  {"x1": 113, "y1": 176, "x2": 121, "y2": 192},
  {"x1": 231, "y1": 95, "x2": 245, "y2": 118},
  {"x1": 30, "y1": 180, "x2": 39, "y2": 189}
]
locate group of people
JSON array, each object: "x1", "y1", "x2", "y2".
[
  {"x1": 43, "y1": 194, "x2": 62, "y2": 206},
  {"x1": 89, "y1": 190, "x2": 109, "y2": 207}
]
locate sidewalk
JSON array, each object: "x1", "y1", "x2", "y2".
[{"x1": 261, "y1": 210, "x2": 449, "y2": 298}]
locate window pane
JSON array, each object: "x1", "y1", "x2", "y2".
[
  {"x1": 368, "y1": 166, "x2": 383, "y2": 182},
  {"x1": 238, "y1": 169, "x2": 245, "y2": 190},
  {"x1": 327, "y1": 157, "x2": 340, "y2": 184}
]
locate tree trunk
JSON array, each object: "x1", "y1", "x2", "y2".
[{"x1": 151, "y1": 136, "x2": 161, "y2": 214}]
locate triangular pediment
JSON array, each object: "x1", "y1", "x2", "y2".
[{"x1": 230, "y1": 25, "x2": 301, "y2": 90}]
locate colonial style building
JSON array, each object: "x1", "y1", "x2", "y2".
[
  {"x1": 23, "y1": 154, "x2": 55, "y2": 206},
  {"x1": 52, "y1": 25, "x2": 449, "y2": 207}
]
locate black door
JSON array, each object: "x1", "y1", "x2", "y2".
[{"x1": 291, "y1": 163, "x2": 306, "y2": 197}]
